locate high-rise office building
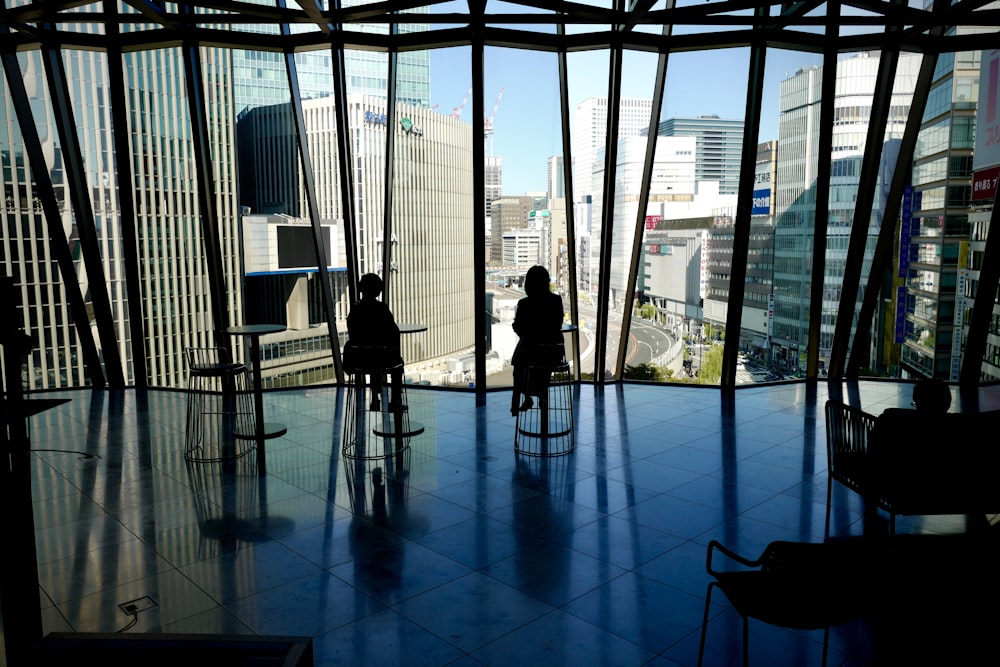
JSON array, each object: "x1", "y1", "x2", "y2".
[
  {"x1": 703, "y1": 141, "x2": 776, "y2": 356},
  {"x1": 1, "y1": 47, "x2": 240, "y2": 390},
  {"x1": 902, "y1": 43, "x2": 986, "y2": 380},
  {"x1": 238, "y1": 95, "x2": 475, "y2": 372},
  {"x1": 490, "y1": 196, "x2": 534, "y2": 265},
  {"x1": 963, "y1": 47, "x2": 1000, "y2": 382},
  {"x1": 233, "y1": 3, "x2": 430, "y2": 111},
  {"x1": 772, "y1": 52, "x2": 920, "y2": 374},
  {"x1": 591, "y1": 135, "x2": 698, "y2": 306},
  {"x1": 485, "y1": 154, "x2": 503, "y2": 219},
  {"x1": 652, "y1": 116, "x2": 745, "y2": 195},
  {"x1": 572, "y1": 97, "x2": 653, "y2": 201},
  {"x1": 230, "y1": 10, "x2": 446, "y2": 383},
  {"x1": 546, "y1": 155, "x2": 565, "y2": 203}
]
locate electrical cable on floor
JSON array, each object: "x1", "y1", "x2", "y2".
[
  {"x1": 31, "y1": 449, "x2": 100, "y2": 459},
  {"x1": 117, "y1": 610, "x2": 139, "y2": 633}
]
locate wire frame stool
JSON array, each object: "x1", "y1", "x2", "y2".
[
  {"x1": 184, "y1": 451, "x2": 260, "y2": 560},
  {"x1": 342, "y1": 363, "x2": 422, "y2": 461},
  {"x1": 184, "y1": 347, "x2": 256, "y2": 462},
  {"x1": 515, "y1": 359, "x2": 575, "y2": 457}
]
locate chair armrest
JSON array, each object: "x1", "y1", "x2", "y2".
[{"x1": 706, "y1": 540, "x2": 761, "y2": 576}]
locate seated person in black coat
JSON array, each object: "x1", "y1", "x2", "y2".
[
  {"x1": 511, "y1": 265, "x2": 565, "y2": 416},
  {"x1": 343, "y1": 273, "x2": 403, "y2": 411}
]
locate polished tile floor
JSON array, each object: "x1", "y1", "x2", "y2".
[{"x1": 18, "y1": 380, "x2": 1000, "y2": 665}]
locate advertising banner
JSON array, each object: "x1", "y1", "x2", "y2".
[{"x1": 751, "y1": 188, "x2": 771, "y2": 216}]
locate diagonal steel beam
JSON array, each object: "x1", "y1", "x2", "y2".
[
  {"x1": 181, "y1": 6, "x2": 231, "y2": 350},
  {"x1": 40, "y1": 27, "x2": 126, "y2": 387},
  {"x1": 103, "y1": 0, "x2": 148, "y2": 388},
  {"x1": 0, "y1": 19, "x2": 106, "y2": 387},
  {"x1": 827, "y1": 0, "x2": 906, "y2": 378},
  {"x1": 720, "y1": 5, "x2": 767, "y2": 389},
  {"x1": 848, "y1": 0, "x2": 945, "y2": 378},
  {"x1": 557, "y1": 16, "x2": 580, "y2": 379},
  {"x1": 279, "y1": 0, "x2": 344, "y2": 384},
  {"x1": 616, "y1": 3, "x2": 673, "y2": 378},
  {"x1": 805, "y1": 1, "x2": 838, "y2": 379}
]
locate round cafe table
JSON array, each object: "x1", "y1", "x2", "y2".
[
  {"x1": 226, "y1": 324, "x2": 288, "y2": 475},
  {"x1": 398, "y1": 323, "x2": 427, "y2": 334}
]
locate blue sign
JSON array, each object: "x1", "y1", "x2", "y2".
[
  {"x1": 894, "y1": 286, "x2": 907, "y2": 343},
  {"x1": 751, "y1": 188, "x2": 771, "y2": 216},
  {"x1": 899, "y1": 186, "x2": 913, "y2": 277},
  {"x1": 365, "y1": 110, "x2": 388, "y2": 125}
]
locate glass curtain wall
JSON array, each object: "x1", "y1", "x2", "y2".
[{"x1": 3, "y1": 1, "x2": 1000, "y2": 393}]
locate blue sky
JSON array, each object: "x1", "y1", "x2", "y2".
[{"x1": 430, "y1": 46, "x2": 822, "y2": 196}]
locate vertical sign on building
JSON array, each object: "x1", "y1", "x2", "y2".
[
  {"x1": 952, "y1": 267, "x2": 969, "y2": 381},
  {"x1": 894, "y1": 286, "x2": 907, "y2": 344},
  {"x1": 700, "y1": 230, "x2": 709, "y2": 301},
  {"x1": 767, "y1": 293, "x2": 775, "y2": 340},
  {"x1": 899, "y1": 185, "x2": 912, "y2": 277}
]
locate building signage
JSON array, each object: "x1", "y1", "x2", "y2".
[
  {"x1": 971, "y1": 165, "x2": 1000, "y2": 201},
  {"x1": 767, "y1": 293, "x2": 774, "y2": 337},
  {"x1": 899, "y1": 185, "x2": 912, "y2": 277},
  {"x1": 365, "y1": 110, "x2": 387, "y2": 126},
  {"x1": 400, "y1": 117, "x2": 424, "y2": 137},
  {"x1": 644, "y1": 215, "x2": 662, "y2": 230},
  {"x1": 952, "y1": 269, "x2": 968, "y2": 381},
  {"x1": 974, "y1": 49, "x2": 1000, "y2": 171},
  {"x1": 751, "y1": 188, "x2": 771, "y2": 216},
  {"x1": 894, "y1": 286, "x2": 907, "y2": 343}
]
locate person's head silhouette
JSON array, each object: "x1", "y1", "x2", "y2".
[
  {"x1": 523, "y1": 265, "x2": 550, "y2": 297},
  {"x1": 911, "y1": 378, "x2": 951, "y2": 413},
  {"x1": 359, "y1": 273, "x2": 383, "y2": 300}
]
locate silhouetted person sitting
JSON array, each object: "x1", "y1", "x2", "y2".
[
  {"x1": 865, "y1": 378, "x2": 954, "y2": 533},
  {"x1": 511, "y1": 265, "x2": 565, "y2": 417},
  {"x1": 911, "y1": 378, "x2": 951, "y2": 413},
  {"x1": 343, "y1": 273, "x2": 403, "y2": 412}
]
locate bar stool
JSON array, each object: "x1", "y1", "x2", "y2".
[
  {"x1": 184, "y1": 347, "x2": 256, "y2": 462},
  {"x1": 515, "y1": 347, "x2": 574, "y2": 457},
  {"x1": 342, "y1": 347, "x2": 423, "y2": 460}
]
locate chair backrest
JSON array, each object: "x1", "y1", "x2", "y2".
[
  {"x1": 185, "y1": 347, "x2": 234, "y2": 373},
  {"x1": 343, "y1": 343, "x2": 399, "y2": 372},
  {"x1": 825, "y1": 399, "x2": 877, "y2": 489}
]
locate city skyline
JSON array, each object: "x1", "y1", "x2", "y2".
[{"x1": 430, "y1": 46, "x2": 822, "y2": 196}]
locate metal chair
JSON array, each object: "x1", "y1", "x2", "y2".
[
  {"x1": 514, "y1": 345, "x2": 574, "y2": 457},
  {"x1": 184, "y1": 347, "x2": 256, "y2": 462},
  {"x1": 698, "y1": 538, "x2": 875, "y2": 667}
]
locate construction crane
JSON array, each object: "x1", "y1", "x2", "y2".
[
  {"x1": 452, "y1": 88, "x2": 471, "y2": 118},
  {"x1": 484, "y1": 87, "x2": 504, "y2": 154}
]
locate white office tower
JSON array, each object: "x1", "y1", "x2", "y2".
[
  {"x1": 572, "y1": 97, "x2": 653, "y2": 201},
  {"x1": 590, "y1": 135, "x2": 703, "y2": 307},
  {"x1": 547, "y1": 155, "x2": 565, "y2": 204},
  {"x1": 240, "y1": 95, "x2": 475, "y2": 368}
]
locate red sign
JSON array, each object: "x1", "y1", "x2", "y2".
[
  {"x1": 644, "y1": 215, "x2": 662, "y2": 230},
  {"x1": 972, "y1": 165, "x2": 1000, "y2": 201}
]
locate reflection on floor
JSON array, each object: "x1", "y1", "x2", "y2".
[{"x1": 22, "y1": 381, "x2": 1000, "y2": 665}]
